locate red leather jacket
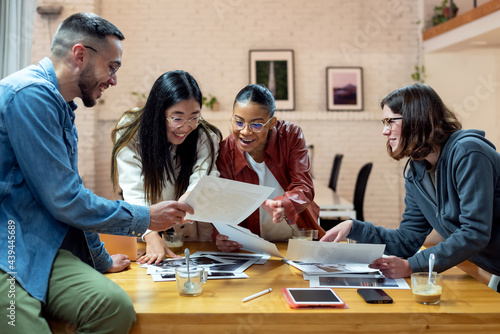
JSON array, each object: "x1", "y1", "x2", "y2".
[{"x1": 215, "y1": 120, "x2": 324, "y2": 238}]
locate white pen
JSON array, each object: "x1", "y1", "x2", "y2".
[{"x1": 242, "y1": 288, "x2": 272, "y2": 303}]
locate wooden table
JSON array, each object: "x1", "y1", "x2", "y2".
[
  {"x1": 313, "y1": 180, "x2": 356, "y2": 219},
  {"x1": 106, "y1": 242, "x2": 500, "y2": 334}
]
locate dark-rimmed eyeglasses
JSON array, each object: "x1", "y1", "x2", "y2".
[
  {"x1": 166, "y1": 115, "x2": 202, "y2": 128},
  {"x1": 84, "y1": 45, "x2": 121, "y2": 76},
  {"x1": 230, "y1": 117, "x2": 273, "y2": 133},
  {"x1": 381, "y1": 117, "x2": 402, "y2": 130}
]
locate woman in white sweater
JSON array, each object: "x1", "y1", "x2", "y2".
[{"x1": 111, "y1": 71, "x2": 222, "y2": 264}]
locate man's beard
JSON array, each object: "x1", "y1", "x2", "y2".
[{"x1": 78, "y1": 66, "x2": 97, "y2": 108}]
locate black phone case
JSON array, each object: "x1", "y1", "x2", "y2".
[{"x1": 357, "y1": 289, "x2": 393, "y2": 304}]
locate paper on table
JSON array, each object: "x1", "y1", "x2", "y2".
[
  {"x1": 184, "y1": 175, "x2": 274, "y2": 224},
  {"x1": 284, "y1": 260, "x2": 378, "y2": 275},
  {"x1": 286, "y1": 239, "x2": 385, "y2": 264},
  {"x1": 213, "y1": 222, "x2": 283, "y2": 258},
  {"x1": 307, "y1": 274, "x2": 410, "y2": 289}
]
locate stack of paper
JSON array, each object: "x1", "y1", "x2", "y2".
[
  {"x1": 284, "y1": 240, "x2": 410, "y2": 289},
  {"x1": 141, "y1": 251, "x2": 270, "y2": 282}
]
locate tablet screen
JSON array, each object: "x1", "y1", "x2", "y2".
[{"x1": 288, "y1": 288, "x2": 341, "y2": 304}]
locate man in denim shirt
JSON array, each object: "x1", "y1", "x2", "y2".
[{"x1": 0, "y1": 13, "x2": 193, "y2": 333}]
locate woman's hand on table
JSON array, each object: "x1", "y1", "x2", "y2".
[
  {"x1": 262, "y1": 199, "x2": 286, "y2": 224},
  {"x1": 215, "y1": 234, "x2": 242, "y2": 252},
  {"x1": 319, "y1": 220, "x2": 353, "y2": 242},
  {"x1": 137, "y1": 231, "x2": 180, "y2": 265}
]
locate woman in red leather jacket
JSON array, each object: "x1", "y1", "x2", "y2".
[{"x1": 215, "y1": 84, "x2": 324, "y2": 252}]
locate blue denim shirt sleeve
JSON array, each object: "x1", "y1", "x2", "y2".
[
  {"x1": 85, "y1": 232, "x2": 114, "y2": 273},
  {"x1": 4, "y1": 82, "x2": 150, "y2": 235}
]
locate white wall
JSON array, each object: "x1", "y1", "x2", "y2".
[
  {"x1": 425, "y1": 49, "x2": 500, "y2": 150},
  {"x1": 31, "y1": 0, "x2": 424, "y2": 229}
]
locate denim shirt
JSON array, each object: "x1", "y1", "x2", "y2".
[{"x1": 0, "y1": 58, "x2": 150, "y2": 303}]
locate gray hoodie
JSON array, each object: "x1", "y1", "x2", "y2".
[{"x1": 349, "y1": 129, "x2": 500, "y2": 275}]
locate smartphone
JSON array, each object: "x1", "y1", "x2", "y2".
[
  {"x1": 357, "y1": 288, "x2": 393, "y2": 304},
  {"x1": 281, "y1": 288, "x2": 345, "y2": 308}
]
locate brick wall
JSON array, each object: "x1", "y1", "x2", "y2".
[
  {"x1": 31, "y1": 0, "x2": 99, "y2": 189},
  {"x1": 31, "y1": 0, "x2": 422, "y2": 229}
]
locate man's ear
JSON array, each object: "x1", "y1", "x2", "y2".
[{"x1": 71, "y1": 44, "x2": 88, "y2": 71}]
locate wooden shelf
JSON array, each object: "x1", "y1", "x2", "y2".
[{"x1": 423, "y1": 0, "x2": 500, "y2": 41}]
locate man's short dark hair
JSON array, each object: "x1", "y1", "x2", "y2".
[{"x1": 51, "y1": 12, "x2": 124, "y2": 58}]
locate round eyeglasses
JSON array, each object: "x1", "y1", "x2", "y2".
[
  {"x1": 166, "y1": 115, "x2": 201, "y2": 128},
  {"x1": 381, "y1": 117, "x2": 402, "y2": 130},
  {"x1": 230, "y1": 117, "x2": 273, "y2": 133},
  {"x1": 84, "y1": 45, "x2": 121, "y2": 76}
]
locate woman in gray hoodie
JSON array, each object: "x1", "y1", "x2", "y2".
[{"x1": 321, "y1": 83, "x2": 500, "y2": 291}]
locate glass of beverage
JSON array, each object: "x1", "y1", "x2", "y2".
[
  {"x1": 411, "y1": 272, "x2": 443, "y2": 305},
  {"x1": 292, "y1": 228, "x2": 318, "y2": 241},
  {"x1": 163, "y1": 231, "x2": 184, "y2": 254},
  {"x1": 175, "y1": 266, "x2": 208, "y2": 297}
]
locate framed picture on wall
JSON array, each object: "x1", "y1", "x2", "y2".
[
  {"x1": 249, "y1": 50, "x2": 295, "y2": 111},
  {"x1": 326, "y1": 67, "x2": 363, "y2": 111}
]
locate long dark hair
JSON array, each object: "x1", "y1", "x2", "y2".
[
  {"x1": 111, "y1": 71, "x2": 222, "y2": 203},
  {"x1": 380, "y1": 83, "x2": 462, "y2": 161}
]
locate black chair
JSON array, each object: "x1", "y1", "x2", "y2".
[
  {"x1": 353, "y1": 162, "x2": 372, "y2": 222},
  {"x1": 320, "y1": 162, "x2": 373, "y2": 230},
  {"x1": 328, "y1": 154, "x2": 343, "y2": 192}
]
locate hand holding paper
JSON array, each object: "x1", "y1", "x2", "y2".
[
  {"x1": 183, "y1": 176, "x2": 274, "y2": 224},
  {"x1": 261, "y1": 199, "x2": 286, "y2": 224}
]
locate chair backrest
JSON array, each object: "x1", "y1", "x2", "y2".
[
  {"x1": 353, "y1": 162, "x2": 373, "y2": 222},
  {"x1": 328, "y1": 154, "x2": 343, "y2": 191}
]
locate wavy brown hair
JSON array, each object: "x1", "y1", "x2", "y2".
[
  {"x1": 380, "y1": 83, "x2": 462, "y2": 161},
  {"x1": 111, "y1": 71, "x2": 222, "y2": 204}
]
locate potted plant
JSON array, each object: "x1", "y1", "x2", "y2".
[
  {"x1": 202, "y1": 95, "x2": 219, "y2": 111},
  {"x1": 432, "y1": 0, "x2": 459, "y2": 26},
  {"x1": 411, "y1": 65, "x2": 425, "y2": 83}
]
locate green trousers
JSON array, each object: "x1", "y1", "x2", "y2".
[{"x1": 0, "y1": 249, "x2": 135, "y2": 333}]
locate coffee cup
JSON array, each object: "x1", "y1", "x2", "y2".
[{"x1": 411, "y1": 272, "x2": 443, "y2": 305}]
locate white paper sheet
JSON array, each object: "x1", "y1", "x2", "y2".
[
  {"x1": 212, "y1": 222, "x2": 283, "y2": 258},
  {"x1": 283, "y1": 259, "x2": 379, "y2": 275},
  {"x1": 184, "y1": 175, "x2": 274, "y2": 224},
  {"x1": 192, "y1": 251, "x2": 270, "y2": 265},
  {"x1": 151, "y1": 271, "x2": 249, "y2": 282},
  {"x1": 308, "y1": 274, "x2": 410, "y2": 289},
  {"x1": 286, "y1": 239, "x2": 385, "y2": 264}
]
